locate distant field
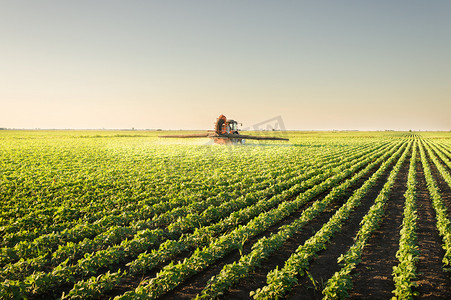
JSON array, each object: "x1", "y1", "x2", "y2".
[{"x1": 1, "y1": 130, "x2": 450, "y2": 299}]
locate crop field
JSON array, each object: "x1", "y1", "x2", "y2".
[{"x1": 1, "y1": 130, "x2": 451, "y2": 299}]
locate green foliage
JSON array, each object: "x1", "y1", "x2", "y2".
[
  {"x1": 392, "y1": 143, "x2": 419, "y2": 299},
  {"x1": 1, "y1": 131, "x2": 448, "y2": 299},
  {"x1": 322, "y1": 139, "x2": 414, "y2": 300}
]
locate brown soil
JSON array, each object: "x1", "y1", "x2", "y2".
[
  {"x1": 224, "y1": 202, "x2": 341, "y2": 300},
  {"x1": 223, "y1": 158, "x2": 390, "y2": 299},
  {"x1": 347, "y1": 152, "x2": 410, "y2": 299},
  {"x1": 414, "y1": 151, "x2": 451, "y2": 298},
  {"x1": 105, "y1": 143, "x2": 451, "y2": 299},
  {"x1": 426, "y1": 148, "x2": 451, "y2": 212},
  {"x1": 159, "y1": 155, "x2": 373, "y2": 299},
  {"x1": 434, "y1": 147, "x2": 451, "y2": 174},
  {"x1": 34, "y1": 143, "x2": 451, "y2": 300},
  {"x1": 29, "y1": 146, "x2": 385, "y2": 300},
  {"x1": 104, "y1": 171, "x2": 346, "y2": 300},
  {"x1": 159, "y1": 190, "x2": 337, "y2": 300},
  {"x1": 283, "y1": 155, "x2": 400, "y2": 300},
  {"x1": 55, "y1": 169, "x2": 310, "y2": 299},
  {"x1": 434, "y1": 145, "x2": 451, "y2": 170}
]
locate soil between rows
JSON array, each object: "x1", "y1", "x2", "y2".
[
  {"x1": 434, "y1": 144, "x2": 451, "y2": 173},
  {"x1": 433, "y1": 145, "x2": 451, "y2": 174},
  {"x1": 283, "y1": 147, "x2": 406, "y2": 300},
  {"x1": 103, "y1": 165, "x2": 355, "y2": 299},
  {"x1": 347, "y1": 150, "x2": 411, "y2": 299},
  {"x1": 159, "y1": 187, "x2": 337, "y2": 300},
  {"x1": 40, "y1": 167, "x2": 306, "y2": 299},
  {"x1": 29, "y1": 145, "x2": 387, "y2": 300},
  {"x1": 426, "y1": 145, "x2": 451, "y2": 213},
  {"x1": 414, "y1": 147, "x2": 451, "y2": 298},
  {"x1": 27, "y1": 145, "x2": 400, "y2": 300},
  {"x1": 85, "y1": 147, "x2": 386, "y2": 300},
  {"x1": 96, "y1": 179, "x2": 345, "y2": 298},
  {"x1": 159, "y1": 153, "x2": 383, "y2": 299}
]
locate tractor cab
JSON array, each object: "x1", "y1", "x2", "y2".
[{"x1": 226, "y1": 120, "x2": 239, "y2": 134}]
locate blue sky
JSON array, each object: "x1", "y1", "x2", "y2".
[{"x1": 1, "y1": 1, "x2": 450, "y2": 130}]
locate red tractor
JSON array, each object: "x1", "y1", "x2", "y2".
[
  {"x1": 213, "y1": 115, "x2": 243, "y2": 144},
  {"x1": 160, "y1": 114, "x2": 289, "y2": 145}
]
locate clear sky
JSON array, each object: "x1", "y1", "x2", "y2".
[{"x1": 1, "y1": 1, "x2": 450, "y2": 130}]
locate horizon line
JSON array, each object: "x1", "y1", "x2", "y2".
[{"x1": 1, "y1": 128, "x2": 449, "y2": 132}]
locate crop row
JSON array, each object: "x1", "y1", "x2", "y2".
[
  {"x1": 0, "y1": 151, "x2": 286, "y2": 246},
  {"x1": 1, "y1": 141, "x2": 377, "y2": 254},
  {"x1": 418, "y1": 140, "x2": 451, "y2": 269},
  {"x1": 321, "y1": 139, "x2": 415, "y2": 299},
  {"x1": 423, "y1": 140, "x2": 451, "y2": 191},
  {"x1": 197, "y1": 139, "x2": 407, "y2": 299},
  {"x1": 0, "y1": 136, "x2": 374, "y2": 230},
  {"x1": 61, "y1": 141, "x2": 398, "y2": 299},
  {"x1": 112, "y1": 141, "x2": 406, "y2": 299},
  {"x1": 253, "y1": 140, "x2": 412, "y2": 299},
  {"x1": 0, "y1": 141, "x2": 387, "y2": 287},
  {"x1": 392, "y1": 141, "x2": 419, "y2": 299},
  {"x1": 322, "y1": 137, "x2": 451, "y2": 300},
  {"x1": 0, "y1": 141, "x2": 394, "y2": 298},
  {"x1": 1, "y1": 164, "x2": 291, "y2": 265}
]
